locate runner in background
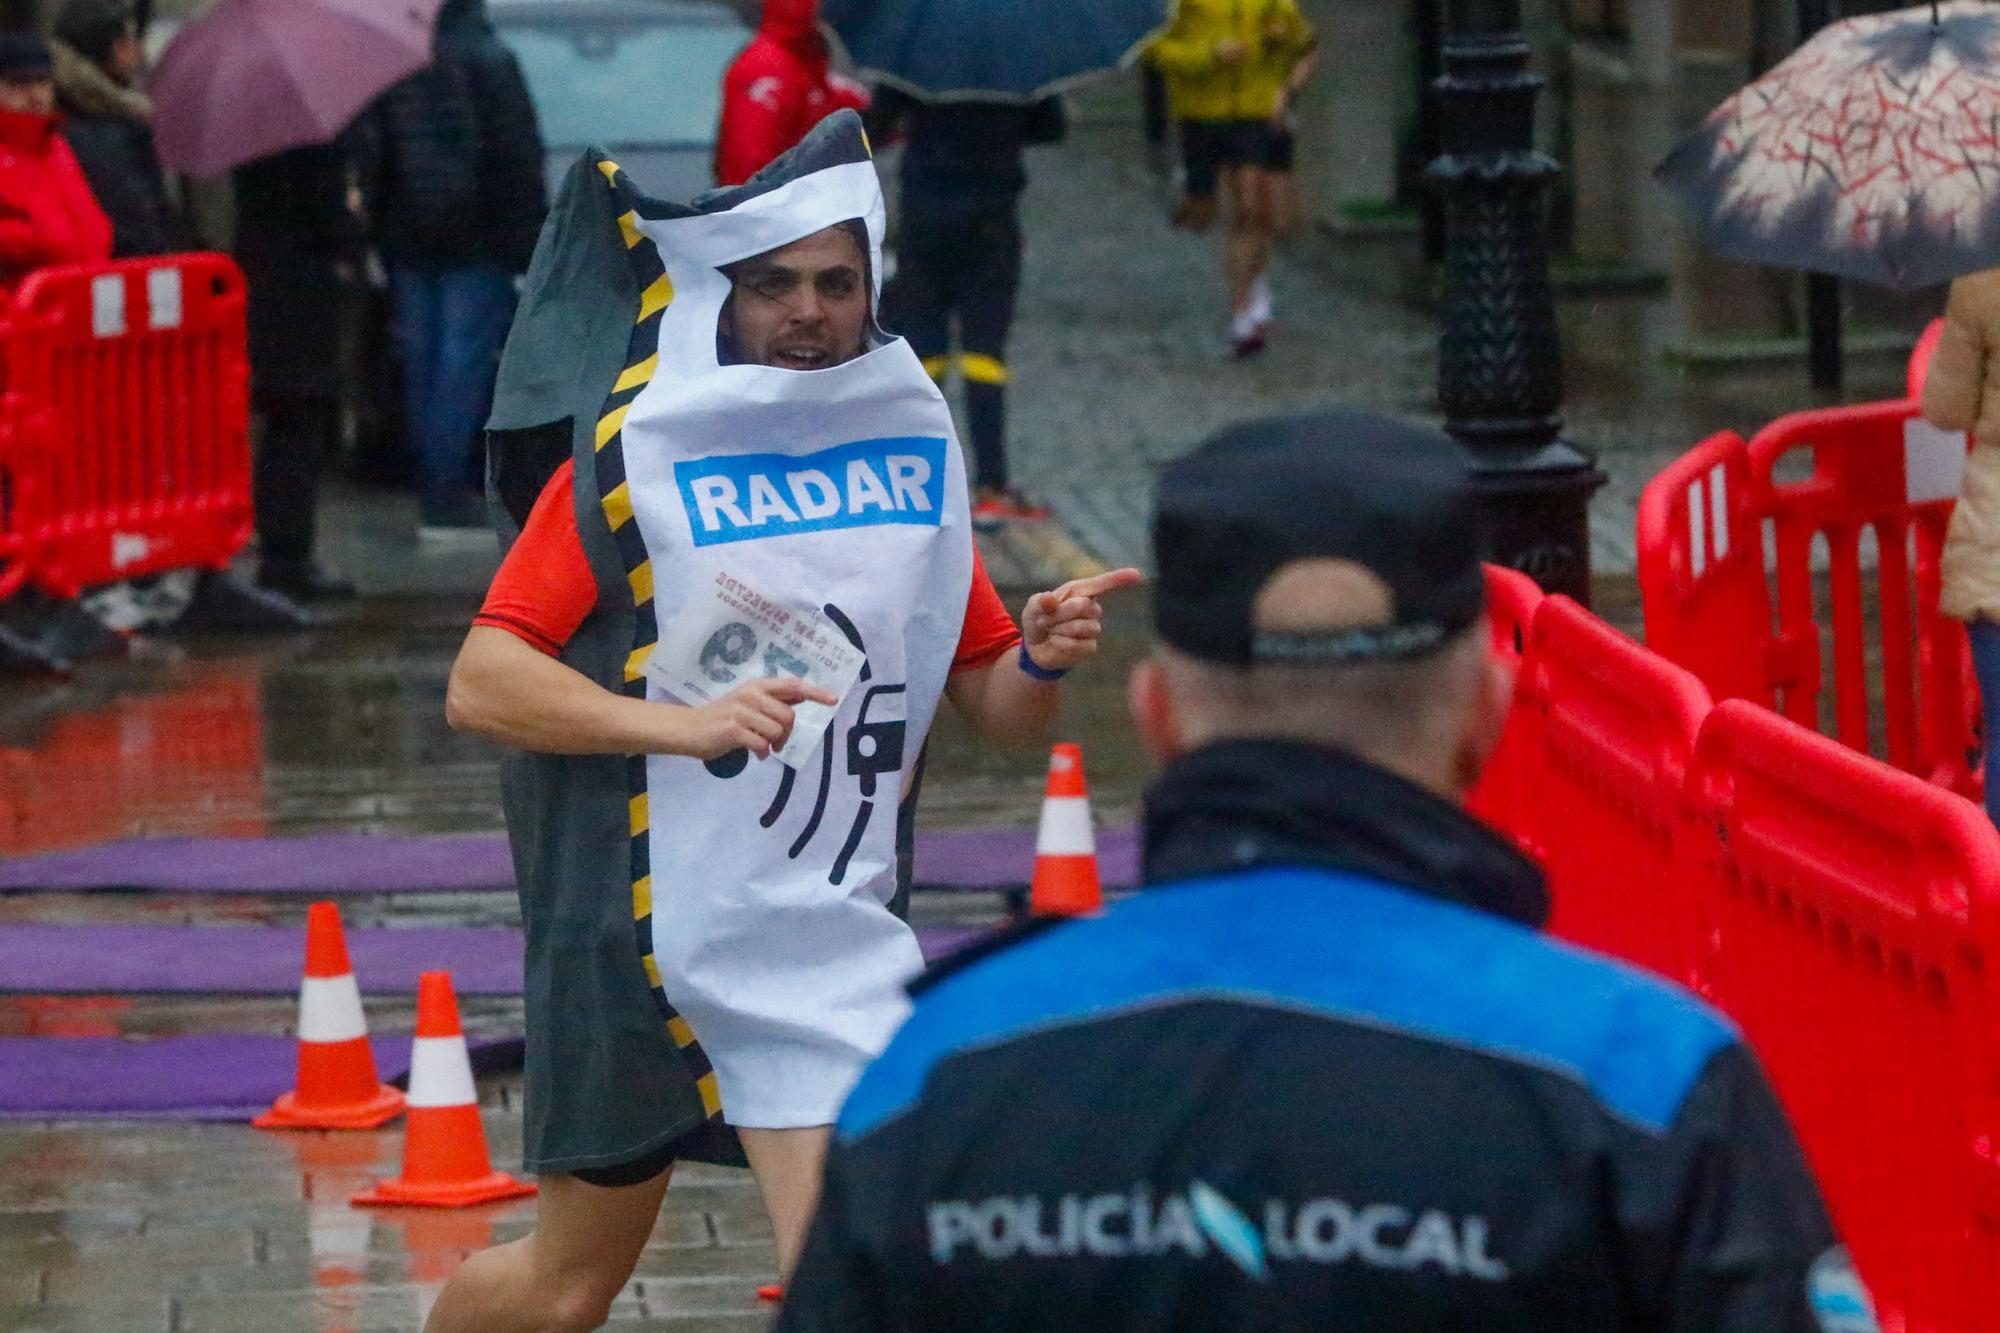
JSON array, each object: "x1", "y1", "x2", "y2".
[{"x1": 1148, "y1": 0, "x2": 1316, "y2": 358}]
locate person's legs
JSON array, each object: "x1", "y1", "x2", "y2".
[
  {"x1": 390, "y1": 263, "x2": 447, "y2": 507},
  {"x1": 416, "y1": 263, "x2": 518, "y2": 527},
  {"x1": 1174, "y1": 120, "x2": 1220, "y2": 232},
  {"x1": 1223, "y1": 163, "x2": 1276, "y2": 317},
  {"x1": 252, "y1": 388, "x2": 327, "y2": 566},
  {"x1": 738, "y1": 1125, "x2": 833, "y2": 1283},
  {"x1": 1970, "y1": 619, "x2": 2000, "y2": 825},
  {"x1": 882, "y1": 218, "x2": 953, "y2": 384},
  {"x1": 252, "y1": 388, "x2": 354, "y2": 597},
  {"x1": 424, "y1": 1168, "x2": 672, "y2": 1333},
  {"x1": 958, "y1": 211, "x2": 1023, "y2": 500}
]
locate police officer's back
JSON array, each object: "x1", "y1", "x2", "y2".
[{"x1": 777, "y1": 411, "x2": 1866, "y2": 1331}]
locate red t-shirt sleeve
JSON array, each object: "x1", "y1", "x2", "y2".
[
  {"x1": 472, "y1": 460, "x2": 597, "y2": 656},
  {"x1": 477, "y1": 473, "x2": 1019, "y2": 672},
  {"x1": 953, "y1": 546, "x2": 1022, "y2": 673}
]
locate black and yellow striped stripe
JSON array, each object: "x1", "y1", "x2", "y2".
[{"x1": 594, "y1": 158, "x2": 722, "y2": 1123}]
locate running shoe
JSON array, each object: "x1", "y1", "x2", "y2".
[{"x1": 972, "y1": 488, "x2": 1051, "y2": 527}]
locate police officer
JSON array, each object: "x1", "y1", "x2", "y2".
[{"x1": 776, "y1": 409, "x2": 1867, "y2": 1331}]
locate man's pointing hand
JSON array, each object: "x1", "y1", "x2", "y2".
[{"x1": 1022, "y1": 568, "x2": 1145, "y2": 675}]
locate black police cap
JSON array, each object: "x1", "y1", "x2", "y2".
[{"x1": 1152, "y1": 409, "x2": 1489, "y2": 666}]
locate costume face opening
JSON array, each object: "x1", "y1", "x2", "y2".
[{"x1": 716, "y1": 220, "x2": 875, "y2": 372}]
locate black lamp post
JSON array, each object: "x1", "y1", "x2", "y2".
[{"x1": 1426, "y1": 0, "x2": 1603, "y2": 604}]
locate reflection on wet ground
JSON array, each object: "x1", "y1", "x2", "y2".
[{"x1": 0, "y1": 565, "x2": 1152, "y2": 1329}]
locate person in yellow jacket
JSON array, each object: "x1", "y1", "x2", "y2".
[{"x1": 1147, "y1": 0, "x2": 1316, "y2": 357}]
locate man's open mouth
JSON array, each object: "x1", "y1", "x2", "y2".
[{"x1": 770, "y1": 346, "x2": 833, "y2": 370}]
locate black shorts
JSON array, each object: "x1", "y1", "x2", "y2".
[{"x1": 1180, "y1": 118, "x2": 1295, "y2": 200}]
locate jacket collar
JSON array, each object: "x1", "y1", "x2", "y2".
[
  {"x1": 0, "y1": 107, "x2": 59, "y2": 153},
  {"x1": 1141, "y1": 739, "x2": 1549, "y2": 928},
  {"x1": 51, "y1": 40, "x2": 151, "y2": 124}
]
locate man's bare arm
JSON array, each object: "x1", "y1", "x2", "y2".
[
  {"x1": 945, "y1": 568, "x2": 1144, "y2": 744},
  {"x1": 446, "y1": 625, "x2": 835, "y2": 759}
]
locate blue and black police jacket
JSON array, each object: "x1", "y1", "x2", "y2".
[{"x1": 777, "y1": 740, "x2": 1864, "y2": 1332}]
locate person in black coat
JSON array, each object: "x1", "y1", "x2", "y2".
[
  {"x1": 50, "y1": 0, "x2": 184, "y2": 258},
  {"x1": 234, "y1": 143, "x2": 364, "y2": 599},
  {"x1": 872, "y1": 87, "x2": 1064, "y2": 530},
  {"x1": 355, "y1": 0, "x2": 546, "y2": 538}
]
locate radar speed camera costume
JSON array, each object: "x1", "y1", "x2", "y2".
[{"x1": 438, "y1": 112, "x2": 1137, "y2": 1330}]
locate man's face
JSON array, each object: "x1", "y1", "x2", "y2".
[
  {"x1": 110, "y1": 27, "x2": 144, "y2": 84},
  {"x1": 720, "y1": 225, "x2": 870, "y2": 372},
  {"x1": 0, "y1": 77, "x2": 54, "y2": 116}
]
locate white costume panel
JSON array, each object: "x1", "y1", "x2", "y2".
[{"x1": 621, "y1": 160, "x2": 974, "y2": 1127}]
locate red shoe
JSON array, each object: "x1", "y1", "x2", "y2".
[
  {"x1": 972, "y1": 496, "x2": 1010, "y2": 531},
  {"x1": 758, "y1": 1284, "x2": 784, "y2": 1303},
  {"x1": 974, "y1": 488, "x2": 1050, "y2": 525}
]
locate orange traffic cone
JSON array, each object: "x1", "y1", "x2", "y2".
[
  {"x1": 353, "y1": 972, "x2": 537, "y2": 1209},
  {"x1": 255, "y1": 901, "x2": 405, "y2": 1130},
  {"x1": 1029, "y1": 743, "x2": 1102, "y2": 916}
]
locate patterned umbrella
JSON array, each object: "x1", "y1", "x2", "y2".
[
  {"x1": 820, "y1": 0, "x2": 1167, "y2": 101},
  {"x1": 1658, "y1": 1, "x2": 2000, "y2": 289},
  {"x1": 151, "y1": 0, "x2": 443, "y2": 177}
]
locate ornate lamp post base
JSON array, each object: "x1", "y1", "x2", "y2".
[{"x1": 1427, "y1": 0, "x2": 1604, "y2": 603}]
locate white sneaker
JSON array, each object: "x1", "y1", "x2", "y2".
[{"x1": 1248, "y1": 275, "x2": 1274, "y2": 331}]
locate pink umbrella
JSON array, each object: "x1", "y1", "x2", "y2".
[{"x1": 151, "y1": 0, "x2": 444, "y2": 177}]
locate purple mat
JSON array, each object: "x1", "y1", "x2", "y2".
[
  {"x1": 0, "y1": 1033, "x2": 524, "y2": 1121},
  {"x1": 0, "y1": 922, "x2": 991, "y2": 996},
  {"x1": 0, "y1": 827, "x2": 1140, "y2": 895},
  {"x1": 0, "y1": 832, "x2": 516, "y2": 894},
  {"x1": 0, "y1": 924, "x2": 525, "y2": 996}
]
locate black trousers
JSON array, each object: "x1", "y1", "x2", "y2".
[
  {"x1": 252, "y1": 388, "x2": 335, "y2": 565},
  {"x1": 885, "y1": 202, "x2": 1022, "y2": 491}
]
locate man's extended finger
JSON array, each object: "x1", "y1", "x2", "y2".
[
  {"x1": 1062, "y1": 568, "x2": 1144, "y2": 601},
  {"x1": 764, "y1": 676, "x2": 839, "y2": 706}
]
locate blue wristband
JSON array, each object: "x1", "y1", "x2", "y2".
[{"x1": 1018, "y1": 642, "x2": 1070, "y2": 681}]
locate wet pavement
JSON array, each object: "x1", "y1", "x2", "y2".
[{"x1": 0, "y1": 74, "x2": 1918, "y2": 1332}]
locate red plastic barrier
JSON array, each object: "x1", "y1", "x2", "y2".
[
  {"x1": 1472, "y1": 574, "x2": 2000, "y2": 1326},
  {"x1": 2, "y1": 254, "x2": 252, "y2": 600},
  {"x1": 1910, "y1": 316, "x2": 1945, "y2": 403},
  {"x1": 1465, "y1": 564, "x2": 1545, "y2": 839},
  {"x1": 1687, "y1": 702, "x2": 2000, "y2": 1333},
  {"x1": 1639, "y1": 399, "x2": 1978, "y2": 795},
  {"x1": 1518, "y1": 598, "x2": 1714, "y2": 986}
]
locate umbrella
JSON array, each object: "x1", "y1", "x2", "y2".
[
  {"x1": 820, "y1": 0, "x2": 1168, "y2": 102},
  {"x1": 1658, "y1": 0, "x2": 2000, "y2": 290},
  {"x1": 151, "y1": 0, "x2": 444, "y2": 177}
]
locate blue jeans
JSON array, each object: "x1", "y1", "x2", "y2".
[
  {"x1": 390, "y1": 262, "x2": 518, "y2": 518},
  {"x1": 1971, "y1": 619, "x2": 2000, "y2": 826}
]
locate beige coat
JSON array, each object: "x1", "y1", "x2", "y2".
[{"x1": 1924, "y1": 269, "x2": 2000, "y2": 623}]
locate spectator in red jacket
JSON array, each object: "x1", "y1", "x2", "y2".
[
  {"x1": 715, "y1": 0, "x2": 868, "y2": 187},
  {"x1": 0, "y1": 33, "x2": 111, "y2": 295}
]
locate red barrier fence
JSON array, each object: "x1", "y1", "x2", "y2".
[
  {"x1": 1690, "y1": 702, "x2": 2000, "y2": 1331},
  {"x1": 1637, "y1": 398, "x2": 1977, "y2": 795},
  {"x1": 1, "y1": 255, "x2": 253, "y2": 601},
  {"x1": 1480, "y1": 586, "x2": 2000, "y2": 1331}
]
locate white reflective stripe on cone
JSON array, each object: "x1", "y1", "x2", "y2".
[
  {"x1": 297, "y1": 973, "x2": 369, "y2": 1043},
  {"x1": 405, "y1": 1036, "x2": 479, "y2": 1109},
  {"x1": 1036, "y1": 797, "x2": 1096, "y2": 856}
]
